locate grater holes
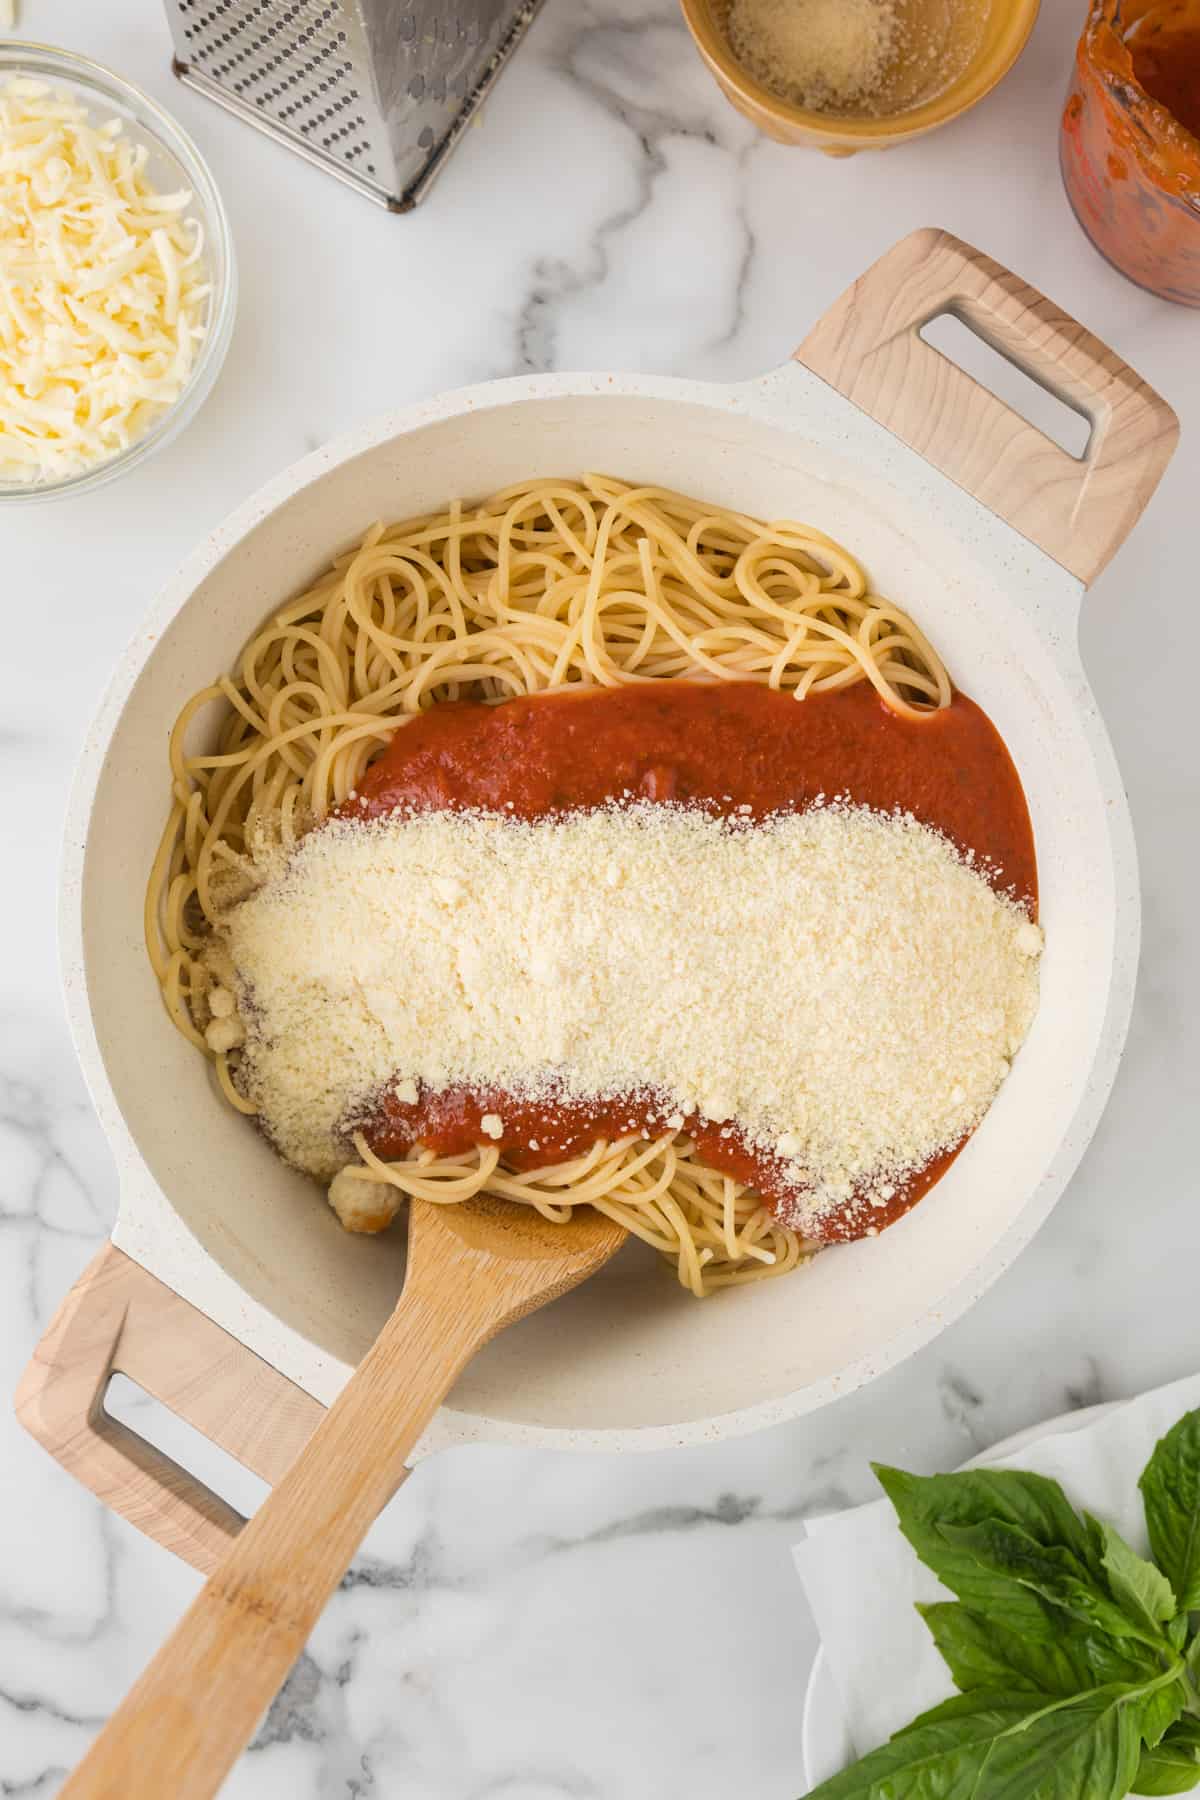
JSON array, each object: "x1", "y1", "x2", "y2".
[
  {"x1": 185, "y1": 1, "x2": 348, "y2": 67},
  {"x1": 176, "y1": 0, "x2": 410, "y2": 188}
]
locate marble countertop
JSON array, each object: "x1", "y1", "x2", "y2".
[{"x1": 3, "y1": 0, "x2": 1199, "y2": 1793}]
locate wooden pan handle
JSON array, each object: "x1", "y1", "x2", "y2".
[
  {"x1": 796, "y1": 228, "x2": 1179, "y2": 587},
  {"x1": 15, "y1": 1243, "x2": 326, "y2": 1574}
]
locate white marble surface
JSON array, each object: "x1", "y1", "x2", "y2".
[{"x1": 2, "y1": 0, "x2": 1199, "y2": 1793}]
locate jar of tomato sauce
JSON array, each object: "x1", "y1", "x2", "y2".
[{"x1": 1061, "y1": 0, "x2": 1200, "y2": 305}]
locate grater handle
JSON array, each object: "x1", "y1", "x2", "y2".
[
  {"x1": 796, "y1": 228, "x2": 1179, "y2": 587},
  {"x1": 15, "y1": 1243, "x2": 330, "y2": 1575}
]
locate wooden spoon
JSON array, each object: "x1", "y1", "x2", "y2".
[{"x1": 60, "y1": 1195, "x2": 627, "y2": 1799}]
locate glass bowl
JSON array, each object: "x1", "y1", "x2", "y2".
[{"x1": 0, "y1": 42, "x2": 237, "y2": 503}]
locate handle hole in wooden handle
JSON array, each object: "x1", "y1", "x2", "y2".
[
  {"x1": 105, "y1": 1372, "x2": 266, "y2": 1522},
  {"x1": 919, "y1": 310, "x2": 1095, "y2": 461}
]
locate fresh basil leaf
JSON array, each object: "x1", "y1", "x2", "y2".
[
  {"x1": 938, "y1": 1519, "x2": 1171, "y2": 1652},
  {"x1": 874, "y1": 1465, "x2": 1101, "y2": 1631},
  {"x1": 822, "y1": 1445, "x2": 1200, "y2": 1800},
  {"x1": 1092, "y1": 1517, "x2": 1179, "y2": 1630},
  {"x1": 1140, "y1": 1411, "x2": 1200, "y2": 1615},
  {"x1": 932, "y1": 1521, "x2": 1186, "y2": 1746},
  {"x1": 918, "y1": 1601, "x2": 1095, "y2": 1697},
  {"x1": 876, "y1": 1465, "x2": 1097, "y2": 1562},
  {"x1": 975, "y1": 1685, "x2": 1149, "y2": 1800},
  {"x1": 887, "y1": 1687, "x2": 1037, "y2": 1744},
  {"x1": 803, "y1": 1693, "x2": 1035, "y2": 1800},
  {"x1": 1091, "y1": 1638, "x2": 1184, "y2": 1694},
  {"x1": 1137, "y1": 1677, "x2": 1191, "y2": 1753},
  {"x1": 918, "y1": 1597, "x2": 1170, "y2": 1700},
  {"x1": 924, "y1": 1528, "x2": 1187, "y2": 1752},
  {"x1": 1135, "y1": 1754, "x2": 1200, "y2": 1796},
  {"x1": 807, "y1": 1685, "x2": 1146, "y2": 1800},
  {"x1": 1134, "y1": 1717, "x2": 1200, "y2": 1795}
]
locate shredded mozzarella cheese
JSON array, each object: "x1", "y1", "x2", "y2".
[{"x1": 0, "y1": 76, "x2": 209, "y2": 482}]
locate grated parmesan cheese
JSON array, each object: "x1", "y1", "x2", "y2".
[
  {"x1": 0, "y1": 76, "x2": 209, "y2": 482},
  {"x1": 214, "y1": 802, "x2": 1042, "y2": 1234},
  {"x1": 727, "y1": 0, "x2": 899, "y2": 114}
]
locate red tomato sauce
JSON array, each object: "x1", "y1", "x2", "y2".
[
  {"x1": 341, "y1": 681, "x2": 1036, "y2": 1242},
  {"x1": 1132, "y1": 28, "x2": 1200, "y2": 145}
]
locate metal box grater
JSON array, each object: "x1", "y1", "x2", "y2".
[{"x1": 164, "y1": 0, "x2": 545, "y2": 211}]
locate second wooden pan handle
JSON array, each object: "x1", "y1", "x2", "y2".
[
  {"x1": 796, "y1": 228, "x2": 1179, "y2": 587},
  {"x1": 15, "y1": 1243, "x2": 327, "y2": 1575}
]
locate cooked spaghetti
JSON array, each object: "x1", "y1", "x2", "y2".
[{"x1": 146, "y1": 474, "x2": 982, "y2": 1297}]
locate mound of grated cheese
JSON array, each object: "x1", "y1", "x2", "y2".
[
  {"x1": 213, "y1": 801, "x2": 1042, "y2": 1234},
  {"x1": 0, "y1": 77, "x2": 208, "y2": 482},
  {"x1": 726, "y1": 0, "x2": 899, "y2": 114}
]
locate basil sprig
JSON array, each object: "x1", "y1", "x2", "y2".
[{"x1": 807, "y1": 1408, "x2": 1200, "y2": 1800}]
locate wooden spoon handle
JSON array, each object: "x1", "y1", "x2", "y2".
[{"x1": 59, "y1": 1280, "x2": 488, "y2": 1800}]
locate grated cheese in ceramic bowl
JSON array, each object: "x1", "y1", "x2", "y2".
[
  {"x1": 0, "y1": 75, "x2": 209, "y2": 483},
  {"x1": 727, "y1": 0, "x2": 899, "y2": 113}
]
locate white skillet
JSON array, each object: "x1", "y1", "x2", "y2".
[{"x1": 17, "y1": 231, "x2": 1177, "y2": 1577}]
